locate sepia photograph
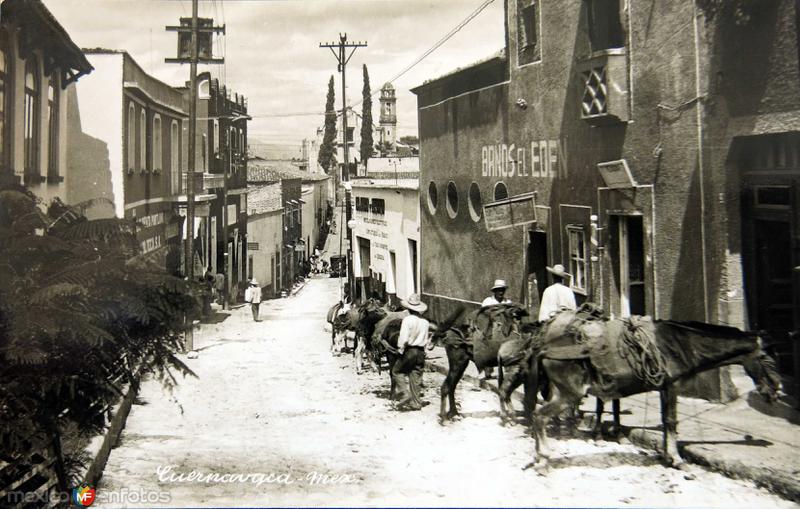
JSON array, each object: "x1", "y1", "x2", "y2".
[{"x1": 0, "y1": 0, "x2": 798, "y2": 507}]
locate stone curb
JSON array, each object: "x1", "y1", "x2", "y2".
[
  {"x1": 626, "y1": 428, "x2": 800, "y2": 503},
  {"x1": 81, "y1": 381, "x2": 138, "y2": 486},
  {"x1": 425, "y1": 358, "x2": 800, "y2": 503}
]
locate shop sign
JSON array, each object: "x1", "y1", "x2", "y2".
[
  {"x1": 481, "y1": 140, "x2": 566, "y2": 179},
  {"x1": 483, "y1": 192, "x2": 538, "y2": 231}
]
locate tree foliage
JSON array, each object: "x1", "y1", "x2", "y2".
[
  {"x1": 318, "y1": 75, "x2": 338, "y2": 173},
  {"x1": 360, "y1": 65, "x2": 374, "y2": 164},
  {"x1": 0, "y1": 185, "x2": 199, "y2": 491},
  {"x1": 399, "y1": 135, "x2": 419, "y2": 146}
]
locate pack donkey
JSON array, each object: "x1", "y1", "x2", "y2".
[{"x1": 524, "y1": 310, "x2": 782, "y2": 471}]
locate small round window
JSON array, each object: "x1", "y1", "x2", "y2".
[
  {"x1": 446, "y1": 181, "x2": 459, "y2": 218},
  {"x1": 494, "y1": 181, "x2": 509, "y2": 201},
  {"x1": 468, "y1": 182, "x2": 482, "y2": 222},
  {"x1": 426, "y1": 181, "x2": 438, "y2": 214}
]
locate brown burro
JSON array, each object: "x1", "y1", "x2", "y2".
[{"x1": 524, "y1": 309, "x2": 782, "y2": 472}]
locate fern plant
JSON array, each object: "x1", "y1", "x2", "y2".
[{"x1": 0, "y1": 184, "x2": 199, "y2": 493}]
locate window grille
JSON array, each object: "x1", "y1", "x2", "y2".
[{"x1": 581, "y1": 66, "x2": 608, "y2": 117}]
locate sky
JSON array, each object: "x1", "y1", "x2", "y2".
[{"x1": 47, "y1": 0, "x2": 506, "y2": 151}]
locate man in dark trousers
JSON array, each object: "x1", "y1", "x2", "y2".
[{"x1": 392, "y1": 294, "x2": 431, "y2": 411}]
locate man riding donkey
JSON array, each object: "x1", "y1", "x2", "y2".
[{"x1": 480, "y1": 279, "x2": 512, "y2": 380}]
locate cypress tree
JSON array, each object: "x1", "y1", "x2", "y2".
[
  {"x1": 318, "y1": 76, "x2": 337, "y2": 173},
  {"x1": 360, "y1": 65, "x2": 374, "y2": 164}
]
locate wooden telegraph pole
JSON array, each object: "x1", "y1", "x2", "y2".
[
  {"x1": 166, "y1": 0, "x2": 225, "y2": 351},
  {"x1": 319, "y1": 34, "x2": 366, "y2": 301}
]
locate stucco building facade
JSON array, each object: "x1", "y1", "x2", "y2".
[
  {"x1": 67, "y1": 50, "x2": 189, "y2": 273},
  {"x1": 413, "y1": 0, "x2": 800, "y2": 398},
  {"x1": 350, "y1": 156, "x2": 420, "y2": 304},
  {"x1": 0, "y1": 0, "x2": 93, "y2": 200}
]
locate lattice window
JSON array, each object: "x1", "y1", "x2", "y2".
[{"x1": 581, "y1": 66, "x2": 608, "y2": 117}]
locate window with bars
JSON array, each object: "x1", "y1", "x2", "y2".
[
  {"x1": 355, "y1": 197, "x2": 369, "y2": 212},
  {"x1": 47, "y1": 74, "x2": 60, "y2": 180},
  {"x1": 581, "y1": 66, "x2": 608, "y2": 117},
  {"x1": 567, "y1": 226, "x2": 588, "y2": 293},
  {"x1": 518, "y1": 0, "x2": 541, "y2": 65},
  {"x1": 370, "y1": 198, "x2": 385, "y2": 215},
  {"x1": 24, "y1": 56, "x2": 40, "y2": 177}
]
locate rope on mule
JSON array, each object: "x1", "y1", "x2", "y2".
[{"x1": 619, "y1": 318, "x2": 668, "y2": 387}]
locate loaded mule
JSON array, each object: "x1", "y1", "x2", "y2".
[{"x1": 524, "y1": 310, "x2": 782, "y2": 471}]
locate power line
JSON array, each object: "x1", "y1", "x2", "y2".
[{"x1": 247, "y1": 0, "x2": 496, "y2": 123}]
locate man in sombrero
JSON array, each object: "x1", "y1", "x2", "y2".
[
  {"x1": 392, "y1": 293, "x2": 431, "y2": 411},
  {"x1": 538, "y1": 264, "x2": 577, "y2": 322},
  {"x1": 479, "y1": 279, "x2": 512, "y2": 380}
]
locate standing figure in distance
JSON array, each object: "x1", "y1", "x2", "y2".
[{"x1": 245, "y1": 279, "x2": 263, "y2": 322}]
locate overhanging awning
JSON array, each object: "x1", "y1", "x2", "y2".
[{"x1": 4, "y1": 0, "x2": 94, "y2": 87}]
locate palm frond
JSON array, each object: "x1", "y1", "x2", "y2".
[
  {"x1": 47, "y1": 197, "x2": 114, "y2": 231},
  {"x1": 30, "y1": 283, "x2": 88, "y2": 305},
  {"x1": 55, "y1": 218, "x2": 137, "y2": 242}
]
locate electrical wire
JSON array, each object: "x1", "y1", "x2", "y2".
[{"x1": 245, "y1": 0, "x2": 497, "y2": 127}]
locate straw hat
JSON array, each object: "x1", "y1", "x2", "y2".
[
  {"x1": 400, "y1": 293, "x2": 428, "y2": 313},
  {"x1": 250, "y1": 279, "x2": 259, "y2": 286},
  {"x1": 491, "y1": 279, "x2": 508, "y2": 291},
  {"x1": 546, "y1": 264, "x2": 571, "y2": 278}
]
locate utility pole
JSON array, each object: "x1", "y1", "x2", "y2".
[
  {"x1": 167, "y1": 0, "x2": 225, "y2": 351},
  {"x1": 320, "y1": 34, "x2": 366, "y2": 301}
]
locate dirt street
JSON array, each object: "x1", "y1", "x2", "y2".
[{"x1": 93, "y1": 278, "x2": 798, "y2": 508}]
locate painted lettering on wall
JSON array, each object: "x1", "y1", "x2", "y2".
[
  {"x1": 139, "y1": 212, "x2": 165, "y2": 229},
  {"x1": 481, "y1": 140, "x2": 566, "y2": 179},
  {"x1": 140, "y1": 235, "x2": 162, "y2": 254}
]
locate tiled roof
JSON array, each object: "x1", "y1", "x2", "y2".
[
  {"x1": 247, "y1": 182, "x2": 283, "y2": 215},
  {"x1": 248, "y1": 161, "x2": 330, "y2": 183}
]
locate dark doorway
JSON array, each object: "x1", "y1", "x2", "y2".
[
  {"x1": 610, "y1": 215, "x2": 646, "y2": 317},
  {"x1": 527, "y1": 231, "x2": 548, "y2": 309},
  {"x1": 745, "y1": 216, "x2": 796, "y2": 376},
  {"x1": 738, "y1": 132, "x2": 799, "y2": 403},
  {"x1": 626, "y1": 216, "x2": 646, "y2": 316}
]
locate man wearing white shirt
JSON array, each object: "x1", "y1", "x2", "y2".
[
  {"x1": 538, "y1": 264, "x2": 577, "y2": 322},
  {"x1": 392, "y1": 294, "x2": 431, "y2": 411},
  {"x1": 480, "y1": 279, "x2": 512, "y2": 380},
  {"x1": 482, "y1": 279, "x2": 512, "y2": 308}
]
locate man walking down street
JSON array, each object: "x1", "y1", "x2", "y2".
[
  {"x1": 392, "y1": 294, "x2": 430, "y2": 411},
  {"x1": 245, "y1": 279, "x2": 263, "y2": 322},
  {"x1": 538, "y1": 264, "x2": 577, "y2": 322}
]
